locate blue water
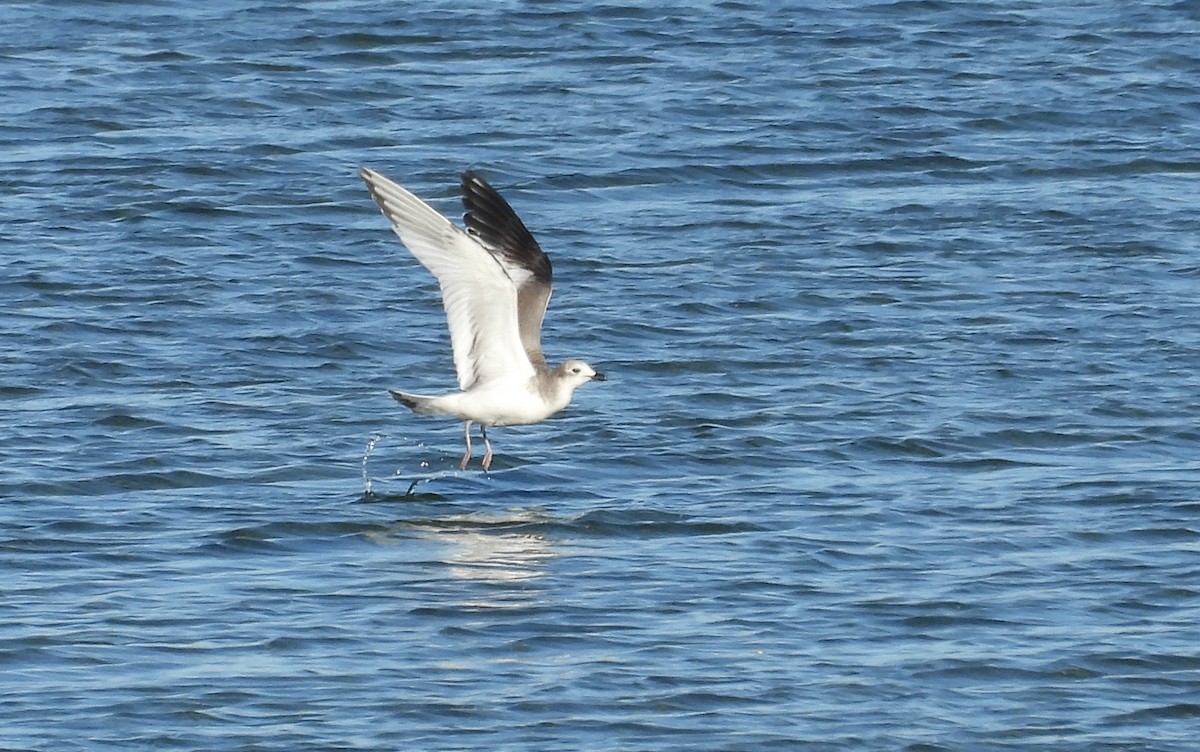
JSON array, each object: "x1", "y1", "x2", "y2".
[{"x1": 4, "y1": 1, "x2": 1200, "y2": 749}]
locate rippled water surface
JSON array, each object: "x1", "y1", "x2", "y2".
[{"x1": 4, "y1": 1, "x2": 1200, "y2": 749}]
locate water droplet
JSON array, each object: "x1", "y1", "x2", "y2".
[{"x1": 361, "y1": 433, "x2": 385, "y2": 496}]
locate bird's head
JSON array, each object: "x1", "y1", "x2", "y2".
[{"x1": 559, "y1": 359, "x2": 606, "y2": 386}]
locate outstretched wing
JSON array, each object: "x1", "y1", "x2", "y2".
[
  {"x1": 460, "y1": 171, "x2": 554, "y2": 369},
  {"x1": 359, "y1": 167, "x2": 535, "y2": 390}
]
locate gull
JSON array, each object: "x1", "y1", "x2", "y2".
[{"x1": 359, "y1": 166, "x2": 605, "y2": 471}]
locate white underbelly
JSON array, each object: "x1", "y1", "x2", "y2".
[{"x1": 430, "y1": 380, "x2": 565, "y2": 426}]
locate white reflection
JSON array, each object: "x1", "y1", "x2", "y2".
[
  {"x1": 370, "y1": 508, "x2": 557, "y2": 591},
  {"x1": 435, "y1": 528, "x2": 552, "y2": 584}
]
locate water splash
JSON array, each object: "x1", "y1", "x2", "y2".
[
  {"x1": 361, "y1": 433, "x2": 385, "y2": 498},
  {"x1": 362, "y1": 434, "x2": 443, "y2": 499}
]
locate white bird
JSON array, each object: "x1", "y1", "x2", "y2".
[{"x1": 359, "y1": 166, "x2": 605, "y2": 471}]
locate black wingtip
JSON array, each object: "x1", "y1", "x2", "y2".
[{"x1": 459, "y1": 171, "x2": 552, "y2": 284}]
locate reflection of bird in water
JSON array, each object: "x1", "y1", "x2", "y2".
[{"x1": 442, "y1": 529, "x2": 552, "y2": 585}]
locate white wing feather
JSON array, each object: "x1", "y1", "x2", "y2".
[{"x1": 360, "y1": 167, "x2": 535, "y2": 390}]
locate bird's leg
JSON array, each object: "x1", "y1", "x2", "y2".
[
  {"x1": 480, "y1": 425, "x2": 494, "y2": 472},
  {"x1": 459, "y1": 420, "x2": 473, "y2": 470}
]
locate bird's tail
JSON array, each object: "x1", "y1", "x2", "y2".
[{"x1": 389, "y1": 390, "x2": 437, "y2": 415}]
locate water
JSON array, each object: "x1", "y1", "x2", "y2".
[{"x1": 3, "y1": 1, "x2": 1200, "y2": 749}]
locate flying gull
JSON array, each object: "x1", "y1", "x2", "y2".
[{"x1": 359, "y1": 167, "x2": 605, "y2": 471}]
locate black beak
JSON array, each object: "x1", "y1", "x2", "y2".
[{"x1": 593, "y1": 371, "x2": 607, "y2": 382}]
